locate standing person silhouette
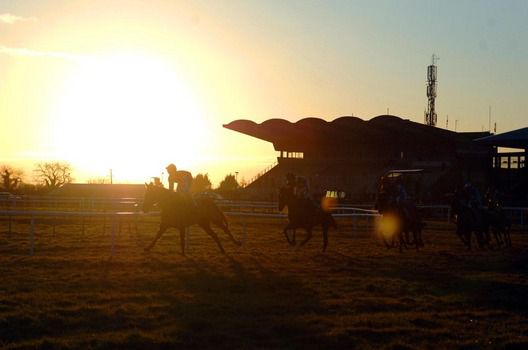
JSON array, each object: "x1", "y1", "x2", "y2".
[{"x1": 165, "y1": 164, "x2": 193, "y2": 193}]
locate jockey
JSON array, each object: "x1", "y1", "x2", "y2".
[
  {"x1": 285, "y1": 172, "x2": 296, "y2": 191},
  {"x1": 166, "y1": 164, "x2": 193, "y2": 193},
  {"x1": 485, "y1": 186, "x2": 502, "y2": 211},
  {"x1": 464, "y1": 181, "x2": 482, "y2": 209},
  {"x1": 464, "y1": 181, "x2": 482, "y2": 221},
  {"x1": 379, "y1": 176, "x2": 398, "y2": 206},
  {"x1": 295, "y1": 176, "x2": 312, "y2": 200},
  {"x1": 394, "y1": 177, "x2": 408, "y2": 206},
  {"x1": 152, "y1": 177, "x2": 163, "y2": 187}
]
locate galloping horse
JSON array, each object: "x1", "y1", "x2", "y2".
[
  {"x1": 450, "y1": 190, "x2": 489, "y2": 250},
  {"x1": 375, "y1": 192, "x2": 424, "y2": 251},
  {"x1": 486, "y1": 199, "x2": 512, "y2": 248},
  {"x1": 278, "y1": 186, "x2": 337, "y2": 252},
  {"x1": 142, "y1": 184, "x2": 241, "y2": 255}
]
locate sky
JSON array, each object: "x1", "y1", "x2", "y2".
[{"x1": 1, "y1": 0, "x2": 527, "y2": 186}]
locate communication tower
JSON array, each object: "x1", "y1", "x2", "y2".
[{"x1": 424, "y1": 54, "x2": 439, "y2": 127}]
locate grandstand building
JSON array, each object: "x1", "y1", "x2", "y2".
[{"x1": 223, "y1": 115, "x2": 493, "y2": 203}]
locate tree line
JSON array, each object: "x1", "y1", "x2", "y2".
[{"x1": 1, "y1": 162, "x2": 243, "y2": 198}]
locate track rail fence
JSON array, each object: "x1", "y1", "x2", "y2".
[{"x1": 1, "y1": 198, "x2": 526, "y2": 256}]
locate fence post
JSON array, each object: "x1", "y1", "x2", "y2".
[
  {"x1": 29, "y1": 217, "x2": 35, "y2": 256},
  {"x1": 111, "y1": 215, "x2": 116, "y2": 257},
  {"x1": 185, "y1": 227, "x2": 190, "y2": 253},
  {"x1": 521, "y1": 208, "x2": 524, "y2": 226}
]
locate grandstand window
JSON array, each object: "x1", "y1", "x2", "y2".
[{"x1": 279, "y1": 151, "x2": 304, "y2": 159}]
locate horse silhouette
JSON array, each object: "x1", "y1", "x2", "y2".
[
  {"x1": 375, "y1": 191, "x2": 424, "y2": 252},
  {"x1": 142, "y1": 184, "x2": 241, "y2": 254},
  {"x1": 450, "y1": 190, "x2": 490, "y2": 250},
  {"x1": 487, "y1": 200, "x2": 512, "y2": 248},
  {"x1": 278, "y1": 186, "x2": 337, "y2": 252}
]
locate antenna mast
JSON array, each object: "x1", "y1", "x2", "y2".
[{"x1": 424, "y1": 54, "x2": 439, "y2": 127}]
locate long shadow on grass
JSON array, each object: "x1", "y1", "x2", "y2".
[
  {"x1": 151, "y1": 255, "x2": 344, "y2": 348},
  {"x1": 0, "y1": 254, "x2": 346, "y2": 349},
  {"x1": 331, "y1": 249, "x2": 528, "y2": 316}
]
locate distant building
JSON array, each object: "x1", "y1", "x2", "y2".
[
  {"x1": 475, "y1": 127, "x2": 528, "y2": 205},
  {"x1": 224, "y1": 115, "x2": 492, "y2": 203}
]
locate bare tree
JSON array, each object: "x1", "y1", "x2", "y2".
[
  {"x1": 34, "y1": 162, "x2": 73, "y2": 189},
  {"x1": 0, "y1": 165, "x2": 23, "y2": 192}
]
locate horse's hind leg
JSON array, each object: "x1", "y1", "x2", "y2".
[
  {"x1": 322, "y1": 227, "x2": 328, "y2": 252},
  {"x1": 145, "y1": 225, "x2": 168, "y2": 252},
  {"x1": 214, "y1": 221, "x2": 242, "y2": 246},
  {"x1": 298, "y1": 228, "x2": 313, "y2": 249},
  {"x1": 505, "y1": 226, "x2": 512, "y2": 247},
  {"x1": 398, "y1": 231, "x2": 407, "y2": 252},
  {"x1": 405, "y1": 230, "x2": 413, "y2": 245},
  {"x1": 493, "y1": 229, "x2": 503, "y2": 248},
  {"x1": 200, "y1": 224, "x2": 225, "y2": 254},
  {"x1": 282, "y1": 224, "x2": 296, "y2": 246}
]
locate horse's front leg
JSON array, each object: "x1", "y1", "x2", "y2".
[
  {"x1": 398, "y1": 231, "x2": 407, "y2": 252},
  {"x1": 179, "y1": 227, "x2": 186, "y2": 256},
  {"x1": 505, "y1": 226, "x2": 512, "y2": 247},
  {"x1": 413, "y1": 230, "x2": 420, "y2": 251},
  {"x1": 145, "y1": 224, "x2": 168, "y2": 252}
]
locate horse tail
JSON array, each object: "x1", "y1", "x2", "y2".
[{"x1": 195, "y1": 196, "x2": 229, "y2": 228}]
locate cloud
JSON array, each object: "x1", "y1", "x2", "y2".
[
  {"x1": 0, "y1": 45, "x2": 84, "y2": 61},
  {"x1": 0, "y1": 13, "x2": 36, "y2": 24}
]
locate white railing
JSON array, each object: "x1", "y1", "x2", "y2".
[
  {"x1": 1, "y1": 199, "x2": 526, "y2": 256},
  {"x1": 2, "y1": 196, "x2": 526, "y2": 224},
  {"x1": 243, "y1": 161, "x2": 278, "y2": 187}
]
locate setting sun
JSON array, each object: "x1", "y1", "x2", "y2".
[{"x1": 49, "y1": 52, "x2": 210, "y2": 181}]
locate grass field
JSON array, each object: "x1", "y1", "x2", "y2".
[{"x1": 1, "y1": 216, "x2": 528, "y2": 349}]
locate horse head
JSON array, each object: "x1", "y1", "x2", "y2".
[
  {"x1": 143, "y1": 183, "x2": 163, "y2": 213},
  {"x1": 375, "y1": 191, "x2": 394, "y2": 213},
  {"x1": 449, "y1": 188, "x2": 466, "y2": 217}
]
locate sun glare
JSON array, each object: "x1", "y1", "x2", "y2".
[{"x1": 50, "y1": 52, "x2": 210, "y2": 181}]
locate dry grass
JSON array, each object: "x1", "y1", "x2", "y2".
[{"x1": 1, "y1": 216, "x2": 527, "y2": 349}]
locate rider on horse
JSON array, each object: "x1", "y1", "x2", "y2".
[
  {"x1": 166, "y1": 163, "x2": 194, "y2": 207},
  {"x1": 379, "y1": 175, "x2": 411, "y2": 220},
  {"x1": 166, "y1": 163, "x2": 193, "y2": 193},
  {"x1": 463, "y1": 181, "x2": 482, "y2": 221}
]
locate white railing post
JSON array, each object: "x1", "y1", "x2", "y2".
[
  {"x1": 111, "y1": 215, "x2": 116, "y2": 257},
  {"x1": 29, "y1": 217, "x2": 35, "y2": 256}
]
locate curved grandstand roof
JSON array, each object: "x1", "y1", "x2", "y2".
[{"x1": 223, "y1": 115, "x2": 470, "y2": 152}]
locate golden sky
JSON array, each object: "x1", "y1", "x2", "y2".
[{"x1": 1, "y1": 1, "x2": 527, "y2": 185}]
